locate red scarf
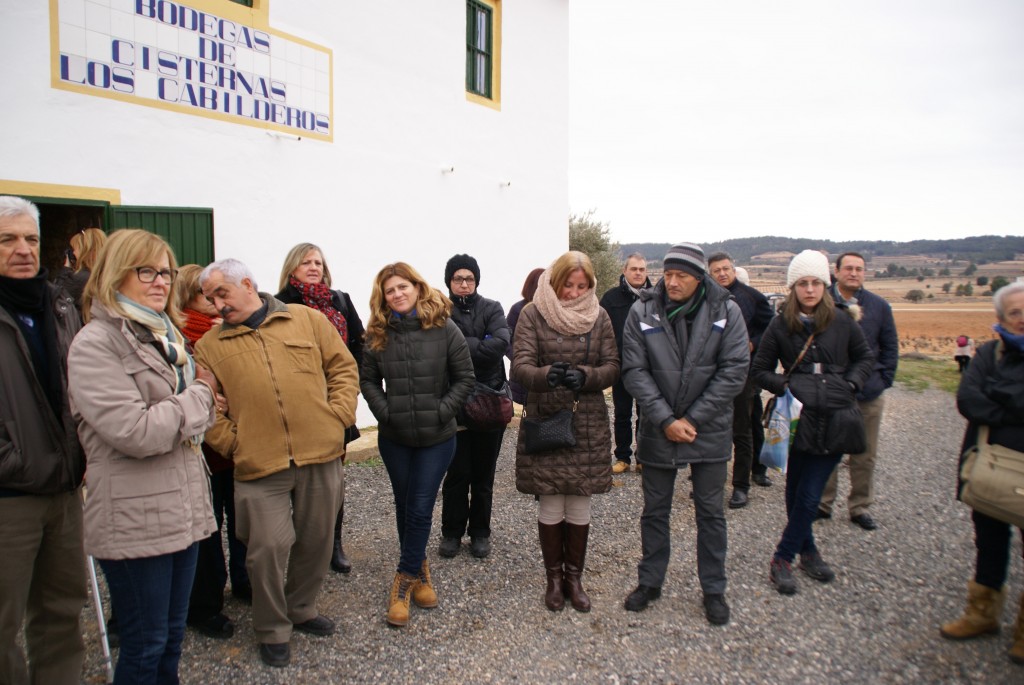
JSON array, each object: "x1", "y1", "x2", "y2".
[
  {"x1": 181, "y1": 308, "x2": 216, "y2": 346},
  {"x1": 290, "y1": 276, "x2": 348, "y2": 342}
]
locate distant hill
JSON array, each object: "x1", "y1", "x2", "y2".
[{"x1": 621, "y1": 236, "x2": 1024, "y2": 266}]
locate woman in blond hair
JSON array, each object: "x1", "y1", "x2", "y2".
[
  {"x1": 54, "y1": 227, "x2": 107, "y2": 313},
  {"x1": 512, "y1": 251, "x2": 619, "y2": 613},
  {"x1": 360, "y1": 262, "x2": 474, "y2": 627},
  {"x1": 67, "y1": 229, "x2": 224, "y2": 683}
]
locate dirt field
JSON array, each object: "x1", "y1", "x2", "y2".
[{"x1": 893, "y1": 307, "x2": 996, "y2": 357}]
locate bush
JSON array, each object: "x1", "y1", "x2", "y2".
[
  {"x1": 905, "y1": 289, "x2": 925, "y2": 303},
  {"x1": 569, "y1": 211, "x2": 621, "y2": 295},
  {"x1": 976, "y1": 276, "x2": 989, "y2": 286}
]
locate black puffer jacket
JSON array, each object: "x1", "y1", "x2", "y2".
[
  {"x1": 599, "y1": 274, "x2": 652, "y2": 352},
  {"x1": 360, "y1": 317, "x2": 475, "y2": 447},
  {"x1": 753, "y1": 309, "x2": 874, "y2": 456},
  {"x1": 450, "y1": 292, "x2": 510, "y2": 388}
]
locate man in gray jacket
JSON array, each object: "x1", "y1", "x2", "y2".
[
  {"x1": 0, "y1": 196, "x2": 87, "y2": 684},
  {"x1": 620, "y1": 243, "x2": 749, "y2": 625}
]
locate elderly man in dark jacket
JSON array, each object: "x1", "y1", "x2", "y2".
[
  {"x1": 600, "y1": 252, "x2": 652, "y2": 473},
  {"x1": 620, "y1": 243, "x2": 750, "y2": 625},
  {"x1": 0, "y1": 196, "x2": 87, "y2": 684},
  {"x1": 818, "y1": 252, "x2": 898, "y2": 531}
]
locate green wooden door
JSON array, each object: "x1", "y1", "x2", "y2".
[{"x1": 110, "y1": 206, "x2": 215, "y2": 266}]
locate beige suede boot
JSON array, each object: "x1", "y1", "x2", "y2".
[
  {"x1": 412, "y1": 559, "x2": 438, "y2": 609},
  {"x1": 1010, "y1": 592, "x2": 1024, "y2": 665},
  {"x1": 386, "y1": 572, "x2": 417, "y2": 627},
  {"x1": 940, "y1": 580, "x2": 1005, "y2": 640}
]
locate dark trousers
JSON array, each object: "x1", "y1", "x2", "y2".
[
  {"x1": 188, "y1": 470, "x2": 249, "y2": 622},
  {"x1": 751, "y1": 390, "x2": 765, "y2": 463},
  {"x1": 638, "y1": 461, "x2": 728, "y2": 594},
  {"x1": 100, "y1": 543, "x2": 199, "y2": 685},
  {"x1": 441, "y1": 428, "x2": 505, "y2": 539},
  {"x1": 379, "y1": 435, "x2": 456, "y2": 576},
  {"x1": 612, "y1": 379, "x2": 640, "y2": 462},
  {"x1": 973, "y1": 508, "x2": 1024, "y2": 589},
  {"x1": 774, "y1": 451, "x2": 842, "y2": 563},
  {"x1": 731, "y1": 379, "x2": 767, "y2": 489}
]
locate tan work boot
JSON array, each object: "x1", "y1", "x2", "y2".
[
  {"x1": 386, "y1": 572, "x2": 417, "y2": 627},
  {"x1": 940, "y1": 580, "x2": 1005, "y2": 640},
  {"x1": 412, "y1": 559, "x2": 438, "y2": 609},
  {"x1": 1010, "y1": 592, "x2": 1024, "y2": 665}
]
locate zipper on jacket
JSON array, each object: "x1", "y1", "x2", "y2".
[{"x1": 255, "y1": 330, "x2": 295, "y2": 461}]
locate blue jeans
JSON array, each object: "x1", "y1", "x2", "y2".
[
  {"x1": 379, "y1": 435, "x2": 456, "y2": 575},
  {"x1": 99, "y1": 544, "x2": 199, "y2": 685},
  {"x1": 774, "y1": 452, "x2": 842, "y2": 563}
]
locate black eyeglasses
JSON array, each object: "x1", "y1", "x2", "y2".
[
  {"x1": 135, "y1": 267, "x2": 176, "y2": 283},
  {"x1": 452, "y1": 276, "x2": 476, "y2": 285}
]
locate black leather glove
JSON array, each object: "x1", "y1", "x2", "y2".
[
  {"x1": 546, "y1": 361, "x2": 570, "y2": 388},
  {"x1": 562, "y1": 368, "x2": 587, "y2": 392}
]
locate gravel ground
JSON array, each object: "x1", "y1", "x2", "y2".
[{"x1": 79, "y1": 385, "x2": 1023, "y2": 684}]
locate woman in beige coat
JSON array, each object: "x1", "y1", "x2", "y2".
[
  {"x1": 512, "y1": 251, "x2": 619, "y2": 613},
  {"x1": 68, "y1": 229, "x2": 224, "y2": 685}
]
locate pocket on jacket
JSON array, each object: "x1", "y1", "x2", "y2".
[
  {"x1": 110, "y1": 468, "x2": 187, "y2": 543},
  {"x1": 283, "y1": 340, "x2": 319, "y2": 374}
]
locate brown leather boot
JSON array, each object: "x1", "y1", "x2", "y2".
[
  {"x1": 563, "y1": 522, "x2": 591, "y2": 613},
  {"x1": 940, "y1": 580, "x2": 1005, "y2": 640},
  {"x1": 386, "y1": 572, "x2": 417, "y2": 627},
  {"x1": 538, "y1": 522, "x2": 565, "y2": 611},
  {"x1": 330, "y1": 506, "x2": 351, "y2": 573},
  {"x1": 412, "y1": 559, "x2": 438, "y2": 609},
  {"x1": 1010, "y1": 592, "x2": 1024, "y2": 665}
]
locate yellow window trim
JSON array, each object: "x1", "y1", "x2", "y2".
[
  {"x1": 466, "y1": 0, "x2": 501, "y2": 111},
  {"x1": 0, "y1": 180, "x2": 122, "y2": 205}
]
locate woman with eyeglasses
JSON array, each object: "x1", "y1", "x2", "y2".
[
  {"x1": 437, "y1": 254, "x2": 511, "y2": 560},
  {"x1": 68, "y1": 229, "x2": 224, "y2": 684}
]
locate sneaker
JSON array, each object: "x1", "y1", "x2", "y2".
[
  {"x1": 623, "y1": 585, "x2": 662, "y2": 612},
  {"x1": 611, "y1": 460, "x2": 629, "y2": 474},
  {"x1": 770, "y1": 558, "x2": 798, "y2": 595},
  {"x1": 703, "y1": 593, "x2": 730, "y2": 625},
  {"x1": 470, "y1": 537, "x2": 491, "y2": 559},
  {"x1": 798, "y1": 552, "x2": 836, "y2": 583},
  {"x1": 438, "y1": 537, "x2": 460, "y2": 558}
]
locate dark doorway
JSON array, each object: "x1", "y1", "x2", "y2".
[{"x1": 34, "y1": 202, "x2": 107, "y2": 275}]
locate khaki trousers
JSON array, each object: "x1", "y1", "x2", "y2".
[
  {"x1": 235, "y1": 460, "x2": 342, "y2": 644},
  {"x1": 819, "y1": 395, "x2": 885, "y2": 517},
  {"x1": 0, "y1": 489, "x2": 86, "y2": 685}
]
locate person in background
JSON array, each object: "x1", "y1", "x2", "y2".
[
  {"x1": 707, "y1": 251, "x2": 774, "y2": 509},
  {"x1": 753, "y1": 250, "x2": 873, "y2": 596},
  {"x1": 818, "y1": 252, "x2": 898, "y2": 531},
  {"x1": 600, "y1": 252, "x2": 652, "y2": 474},
  {"x1": 360, "y1": 262, "x2": 475, "y2": 627},
  {"x1": 275, "y1": 242, "x2": 365, "y2": 574},
  {"x1": 940, "y1": 282, "x2": 1024, "y2": 665},
  {"x1": 0, "y1": 196, "x2": 87, "y2": 685},
  {"x1": 506, "y1": 267, "x2": 545, "y2": 405},
  {"x1": 175, "y1": 264, "x2": 251, "y2": 640},
  {"x1": 954, "y1": 334, "x2": 975, "y2": 373},
  {"x1": 438, "y1": 254, "x2": 510, "y2": 560},
  {"x1": 512, "y1": 251, "x2": 619, "y2": 613},
  {"x1": 620, "y1": 243, "x2": 749, "y2": 625},
  {"x1": 195, "y1": 259, "x2": 359, "y2": 668},
  {"x1": 68, "y1": 229, "x2": 221, "y2": 684},
  {"x1": 54, "y1": 227, "x2": 107, "y2": 313}
]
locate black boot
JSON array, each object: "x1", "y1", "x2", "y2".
[
  {"x1": 563, "y1": 522, "x2": 591, "y2": 612},
  {"x1": 538, "y1": 522, "x2": 565, "y2": 611},
  {"x1": 330, "y1": 506, "x2": 351, "y2": 574}
]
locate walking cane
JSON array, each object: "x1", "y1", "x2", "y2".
[{"x1": 82, "y1": 488, "x2": 114, "y2": 684}]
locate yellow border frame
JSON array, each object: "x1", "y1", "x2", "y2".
[
  {"x1": 0, "y1": 179, "x2": 122, "y2": 205},
  {"x1": 465, "y1": 0, "x2": 501, "y2": 111},
  {"x1": 48, "y1": 0, "x2": 334, "y2": 142}
]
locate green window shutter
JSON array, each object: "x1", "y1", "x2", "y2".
[
  {"x1": 228, "y1": 0, "x2": 254, "y2": 7},
  {"x1": 110, "y1": 206, "x2": 215, "y2": 266},
  {"x1": 466, "y1": 1, "x2": 492, "y2": 98}
]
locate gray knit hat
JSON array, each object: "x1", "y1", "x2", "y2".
[
  {"x1": 663, "y1": 243, "x2": 706, "y2": 279},
  {"x1": 786, "y1": 250, "x2": 831, "y2": 288}
]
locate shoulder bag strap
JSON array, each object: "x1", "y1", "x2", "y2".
[{"x1": 784, "y1": 333, "x2": 815, "y2": 377}]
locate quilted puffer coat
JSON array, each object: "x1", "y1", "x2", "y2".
[{"x1": 512, "y1": 304, "x2": 619, "y2": 496}]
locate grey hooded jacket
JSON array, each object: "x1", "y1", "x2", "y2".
[{"x1": 621, "y1": 276, "x2": 750, "y2": 467}]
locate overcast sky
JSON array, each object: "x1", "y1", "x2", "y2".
[{"x1": 568, "y1": 0, "x2": 1024, "y2": 245}]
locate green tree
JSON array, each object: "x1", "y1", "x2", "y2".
[
  {"x1": 942, "y1": 282, "x2": 952, "y2": 294},
  {"x1": 569, "y1": 211, "x2": 621, "y2": 296},
  {"x1": 990, "y1": 275, "x2": 1012, "y2": 292},
  {"x1": 976, "y1": 275, "x2": 989, "y2": 286},
  {"x1": 939, "y1": 267, "x2": 951, "y2": 277},
  {"x1": 905, "y1": 289, "x2": 925, "y2": 303},
  {"x1": 962, "y1": 263, "x2": 977, "y2": 277}
]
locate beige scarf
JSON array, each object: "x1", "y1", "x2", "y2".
[{"x1": 531, "y1": 266, "x2": 601, "y2": 335}]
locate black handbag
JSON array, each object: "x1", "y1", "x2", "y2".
[
  {"x1": 461, "y1": 381, "x2": 514, "y2": 431},
  {"x1": 520, "y1": 333, "x2": 589, "y2": 455}
]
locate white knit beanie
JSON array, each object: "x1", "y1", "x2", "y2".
[
  {"x1": 735, "y1": 266, "x2": 750, "y2": 285},
  {"x1": 786, "y1": 250, "x2": 831, "y2": 288}
]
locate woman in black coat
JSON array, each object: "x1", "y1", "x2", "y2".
[
  {"x1": 753, "y1": 250, "x2": 873, "y2": 596},
  {"x1": 438, "y1": 254, "x2": 511, "y2": 560},
  {"x1": 940, "y1": 282, "x2": 1024, "y2": 665},
  {"x1": 275, "y1": 242, "x2": 365, "y2": 574}
]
